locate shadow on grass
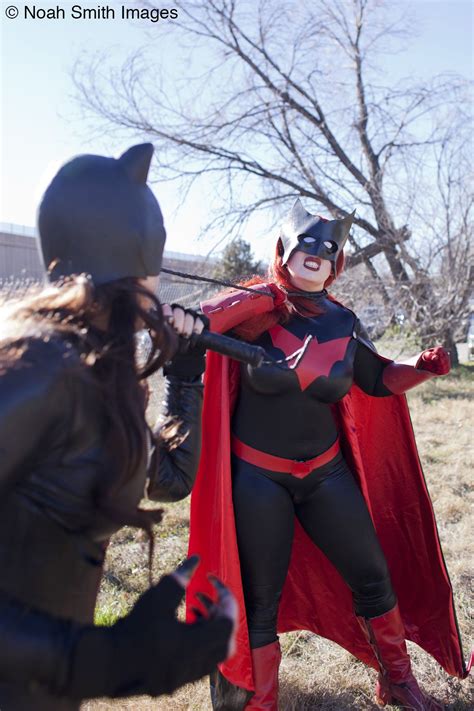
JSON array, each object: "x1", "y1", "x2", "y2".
[
  {"x1": 420, "y1": 366, "x2": 473, "y2": 402},
  {"x1": 420, "y1": 389, "x2": 473, "y2": 404},
  {"x1": 280, "y1": 684, "x2": 377, "y2": 710},
  {"x1": 453, "y1": 363, "x2": 474, "y2": 377},
  {"x1": 279, "y1": 682, "x2": 473, "y2": 710},
  {"x1": 442, "y1": 363, "x2": 473, "y2": 381}
]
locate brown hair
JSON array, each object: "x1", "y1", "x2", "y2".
[
  {"x1": 0, "y1": 276, "x2": 181, "y2": 580},
  {"x1": 0, "y1": 275, "x2": 178, "y2": 495}
]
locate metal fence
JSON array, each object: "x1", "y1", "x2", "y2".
[
  {"x1": 0, "y1": 224, "x2": 219, "y2": 301},
  {"x1": 158, "y1": 280, "x2": 218, "y2": 307},
  {"x1": 0, "y1": 224, "x2": 222, "y2": 313},
  {"x1": 0, "y1": 228, "x2": 44, "y2": 281}
]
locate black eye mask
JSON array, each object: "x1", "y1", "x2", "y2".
[{"x1": 296, "y1": 234, "x2": 338, "y2": 260}]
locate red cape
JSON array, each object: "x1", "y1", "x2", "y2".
[{"x1": 187, "y1": 350, "x2": 468, "y2": 692}]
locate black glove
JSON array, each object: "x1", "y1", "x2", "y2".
[
  {"x1": 163, "y1": 307, "x2": 209, "y2": 379},
  {"x1": 68, "y1": 574, "x2": 233, "y2": 698}
]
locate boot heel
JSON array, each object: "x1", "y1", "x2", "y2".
[
  {"x1": 375, "y1": 680, "x2": 405, "y2": 707},
  {"x1": 375, "y1": 691, "x2": 390, "y2": 706}
]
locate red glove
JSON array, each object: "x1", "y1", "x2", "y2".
[
  {"x1": 416, "y1": 347, "x2": 451, "y2": 376},
  {"x1": 267, "y1": 282, "x2": 288, "y2": 308}
]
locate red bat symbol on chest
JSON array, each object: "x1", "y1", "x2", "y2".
[{"x1": 269, "y1": 325, "x2": 350, "y2": 391}]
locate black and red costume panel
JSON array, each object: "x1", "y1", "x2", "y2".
[
  {"x1": 233, "y1": 294, "x2": 391, "y2": 458},
  {"x1": 187, "y1": 284, "x2": 468, "y2": 697}
]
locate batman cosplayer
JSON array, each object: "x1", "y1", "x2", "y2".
[
  {"x1": 0, "y1": 144, "x2": 237, "y2": 710},
  {"x1": 187, "y1": 200, "x2": 469, "y2": 710}
]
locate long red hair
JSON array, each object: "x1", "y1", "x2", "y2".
[{"x1": 232, "y1": 238, "x2": 345, "y2": 341}]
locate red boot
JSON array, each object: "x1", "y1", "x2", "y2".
[
  {"x1": 246, "y1": 641, "x2": 281, "y2": 710},
  {"x1": 358, "y1": 606, "x2": 444, "y2": 710}
]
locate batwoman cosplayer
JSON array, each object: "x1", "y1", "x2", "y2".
[
  {"x1": 0, "y1": 144, "x2": 236, "y2": 710},
  {"x1": 187, "y1": 200, "x2": 470, "y2": 710}
]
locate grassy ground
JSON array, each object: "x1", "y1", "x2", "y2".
[{"x1": 86, "y1": 352, "x2": 473, "y2": 710}]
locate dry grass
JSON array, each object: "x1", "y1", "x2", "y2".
[{"x1": 86, "y1": 356, "x2": 473, "y2": 711}]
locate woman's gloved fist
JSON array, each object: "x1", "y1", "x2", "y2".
[
  {"x1": 267, "y1": 283, "x2": 288, "y2": 308},
  {"x1": 162, "y1": 304, "x2": 209, "y2": 378},
  {"x1": 415, "y1": 346, "x2": 451, "y2": 376},
  {"x1": 68, "y1": 556, "x2": 237, "y2": 699}
]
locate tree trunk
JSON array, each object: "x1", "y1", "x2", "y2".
[
  {"x1": 419, "y1": 324, "x2": 459, "y2": 367},
  {"x1": 441, "y1": 329, "x2": 459, "y2": 368}
]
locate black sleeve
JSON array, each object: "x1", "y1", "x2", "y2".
[
  {"x1": 146, "y1": 310, "x2": 207, "y2": 502},
  {"x1": 352, "y1": 320, "x2": 393, "y2": 397},
  {"x1": 146, "y1": 376, "x2": 204, "y2": 502},
  {"x1": 0, "y1": 589, "x2": 78, "y2": 693}
]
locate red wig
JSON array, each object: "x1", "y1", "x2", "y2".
[{"x1": 232, "y1": 238, "x2": 345, "y2": 342}]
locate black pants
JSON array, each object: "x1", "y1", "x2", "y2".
[{"x1": 232, "y1": 451, "x2": 396, "y2": 649}]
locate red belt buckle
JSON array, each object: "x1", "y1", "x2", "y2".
[
  {"x1": 231, "y1": 435, "x2": 340, "y2": 478},
  {"x1": 290, "y1": 460, "x2": 313, "y2": 478}
]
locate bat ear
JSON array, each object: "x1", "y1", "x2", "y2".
[
  {"x1": 343, "y1": 210, "x2": 356, "y2": 230},
  {"x1": 290, "y1": 198, "x2": 311, "y2": 222},
  {"x1": 338, "y1": 210, "x2": 355, "y2": 250},
  {"x1": 118, "y1": 143, "x2": 154, "y2": 184}
]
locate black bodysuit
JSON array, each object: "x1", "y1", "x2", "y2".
[{"x1": 230, "y1": 295, "x2": 397, "y2": 649}]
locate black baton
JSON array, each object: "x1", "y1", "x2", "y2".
[{"x1": 190, "y1": 330, "x2": 265, "y2": 368}]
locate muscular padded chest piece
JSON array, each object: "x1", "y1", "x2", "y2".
[
  {"x1": 268, "y1": 326, "x2": 351, "y2": 392},
  {"x1": 242, "y1": 301, "x2": 358, "y2": 404}
]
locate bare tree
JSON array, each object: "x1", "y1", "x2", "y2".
[{"x1": 73, "y1": 0, "x2": 472, "y2": 361}]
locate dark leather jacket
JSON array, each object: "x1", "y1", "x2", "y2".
[{"x1": 0, "y1": 334, "x2": 203, "y2": 709}]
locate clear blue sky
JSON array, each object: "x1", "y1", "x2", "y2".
[{"x1": 0, "y1": 0, "x2": 472, "y2": 258}]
